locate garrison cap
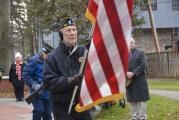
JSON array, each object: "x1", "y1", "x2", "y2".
[{"x1": 60, "y1": 17, "x2": 75, "y2": 29}]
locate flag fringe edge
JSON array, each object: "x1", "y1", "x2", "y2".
[
  {"x1": 86, "y1": 9, "x2": 96, "y2": 24},
  {"x1": 75, "y1": 93, "x2": 124, "y2": 112}
]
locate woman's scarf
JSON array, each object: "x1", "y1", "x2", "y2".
[{"x1": 16, "y1": 62, "x2": 21, "y2": 80}]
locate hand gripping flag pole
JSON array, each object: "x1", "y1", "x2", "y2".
[{"x1": 68, "y1": 25, "x2": 95, "y2": 114}]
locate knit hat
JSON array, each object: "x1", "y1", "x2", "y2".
[{"x1": 15, "y1": 52, "x2": 22, "y2": 58}]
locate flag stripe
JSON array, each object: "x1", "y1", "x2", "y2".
[
  {"x1": 79, "y1": 77, "x2": 93, "y2": 106},
  {"x1": 94, "y1": 0, "x2": 100, "y2": 5},
  {"x1": 116, "y1": 70, "x2": 126, "y2": 92},
  {"x1": 93, "y1": 23, "x2": 119, "y2": 94},
  {"x1": 127, "y1": 0, "x2": 134, "y2": 17},
  {"x1": 88, "y1": 40, "x2": 112, "y2": 97},
  {"x1": 114, "y1": 0, "x2": 132, "y2": 50},
  {"x1": 77, "y1": 0, "x2": 133, "y2": 112},
  {"x1": 103, "y1": 0, "x2": 129, "y2": 72},
  {"x1": 85, "y1": 62, "x2": 102, "y2": 101},
  {"x1": 86, "y1": 0, "x2": 98, "y2": 23},
  {"x1": 96, "y1": 1, "x2": 126, "y2": 92}
]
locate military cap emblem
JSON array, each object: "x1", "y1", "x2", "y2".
[{"x1": 60, "y1": 17, "x2": 75, "y2": 29}]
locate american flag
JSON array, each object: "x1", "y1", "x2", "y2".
[{"x1": 76, "y1": 0, "x2": 133, "y2": 112}]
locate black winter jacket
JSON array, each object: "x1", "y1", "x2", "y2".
[
  {"x1": 9, "y1": 63, "x2": 25, "y2": 86},
  {"x1": 43, "y1": 42, "x2": 85, "y2": 104}
]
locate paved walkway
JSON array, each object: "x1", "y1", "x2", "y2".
[
  {"x1": 0, "y1": 90, "x2": 179, "y2": 120},
  {"x1": 0, "y1": 98, "x2": 32, "y2": 120},
  {"x1": 150, "y1": 89, "x2": 179, "y2": 100}
]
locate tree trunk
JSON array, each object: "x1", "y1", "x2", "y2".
[{"x1": 0, "y1": 0, "x2": 12, "y2": 75}]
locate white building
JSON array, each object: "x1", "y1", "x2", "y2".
[{"x1": 135, "y1": 0, "x2": 179, "y2": 53}]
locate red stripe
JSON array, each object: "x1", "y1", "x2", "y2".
[
  {"x1": 103, "y1": 0, "x2": 130, "y2": 73},
  {"x1": 84, "y1": 62, "x2": 102, "y2": 101},
  {"x1": 93, "y1": 24, "x2": 119, "y2": 94},
  {"x1": 127, "y1": 0, "x2": 134, "y2": 17},
  {"x1": 88, "y1": 0, "x2": 98, "y2": 18},
  {"x1": 79, "y1": 97, "x2": 84, "y2": 106}
]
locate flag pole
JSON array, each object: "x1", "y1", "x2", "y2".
[{"x1": 68, "y1": 25, "x2": 95, "y2": 114}]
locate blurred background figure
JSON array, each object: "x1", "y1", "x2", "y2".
[
  {"x1": 126, "y1": 37, "x2": 150, "y2": 120},
  {"x1": 9, "y1": 52, "x2": 25, "y2": 101},
  {"x1": 22, "y1": 43, "x2": 53, "y2": 120},
  {"x1": 0, "y1": 64, "x2": 4, "y2": 81}
]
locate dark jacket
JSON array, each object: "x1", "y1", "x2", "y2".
[
  {"x1": 43, "y1": 42, "x2": 85, "y2": 104},
  {"x1": 22, "y1": 54, "x2": 49, "y2": 99},
  {"x1": 9, "y1": 63, "x2": 25, "y2": 86},
  {"x1": 126, "y1": 48, "x2": 150, "y2": 102}
]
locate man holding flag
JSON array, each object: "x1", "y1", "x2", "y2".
[
  {"x1": 44, "y1": 0, "x2": 134, "y2": 119},
  {"x1": 43, "y1": 17, "x2": 92, "y2": 120}
]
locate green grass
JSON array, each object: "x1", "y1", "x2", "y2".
[
  {"x1": 94, "y1": 95, "x2": 179, "y2": 120},
  {"x1": 148, "y1": 79, "x2": 179, "y2": 91}
]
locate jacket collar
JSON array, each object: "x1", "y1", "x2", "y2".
[{"x1": 60, "y1": 42, "x2": 78, "y2": 55}]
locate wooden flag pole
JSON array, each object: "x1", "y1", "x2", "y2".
[
  {"x1": 68, "y1": 25, "x2": 95, "y2": 114},
  {"x1": 147, "y1": 0, "x2": 160, "y2": 52}
]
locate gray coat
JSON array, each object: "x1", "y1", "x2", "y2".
[{"x1": 126, "y1": 48, "x2": 150, "y2": 102}]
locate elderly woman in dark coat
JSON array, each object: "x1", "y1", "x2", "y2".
[{"x1": 9, "y1": 52, "x2": 25, "y2": 101}]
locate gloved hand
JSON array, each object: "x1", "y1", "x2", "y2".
[
  {"x1": 67, "y1": 74, "x2": 83, "y2": 86},
  {"x1": 32, "y1": 84, "x2": 41, "y2": 91}
]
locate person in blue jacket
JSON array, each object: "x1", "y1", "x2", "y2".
[{"x1": 22, "y1": 43, "x2": 53, "y2": 120}]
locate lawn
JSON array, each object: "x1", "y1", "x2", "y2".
[
  {"x1": 148, "y1": 79, "x2": 179, "y2": 91},
  {"x1": 94, "y1": 95, "x2": 179, "y2": 120}
]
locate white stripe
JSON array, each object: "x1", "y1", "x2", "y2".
[
  {"x1": 80, "y1": 77, "x2": 93, "y2": 105},
  {"x1": 97, "y1": 1, "x2": 126, "y2": 91},
  {"x1": 94, "y1": 0, "x2": 100, "y2": 5},
  {"x1": 88, "y1": 40, "x2": 112, "y2": 97},
  {"x1": 114, "y1": 0, "x2": 132, "y2": 92},
  {"x1": 114, "y1": 0, "x2": 132, "y2": 48},
  {"x1": 117, "y1": 70, "x2": 126, "y2": 93}
]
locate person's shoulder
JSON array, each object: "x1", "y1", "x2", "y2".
[
  {"x1": 29, "y1": 54, "x2": 38, "y2": 59},
  {"x1": 76, "y1": 45, "x2": 85, "y2": 56},
  {"x1": 11, "y1": 63, "x2": 15, "y2": 66},
  {"x1": 52, "y1": 47, "x2": 59, "y2": 54},
  {"x1": 45, "y1": 47, "x2": 59, "y2": 63},
  {"x1": 136, "y1": 48, "x2": 145, "y2": 54},
  {"x1": 10, "y1": 63, "x2": 15, "y2": 68},
  {"x1": 78, "y1": 44, "x2": 85, "y2": 48},
  {"x1": 27, "y1": 54, "x2": 39, "y2": 62},
  {"x1": 136, "y1": 49, "x2": 146, "y2": 58},
  {"x1": 77, "y1": 45, "x2": 85, "y2": 51},
  {"x1": 47, "y1": 47, "x2": 59, "y2": 59}
]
